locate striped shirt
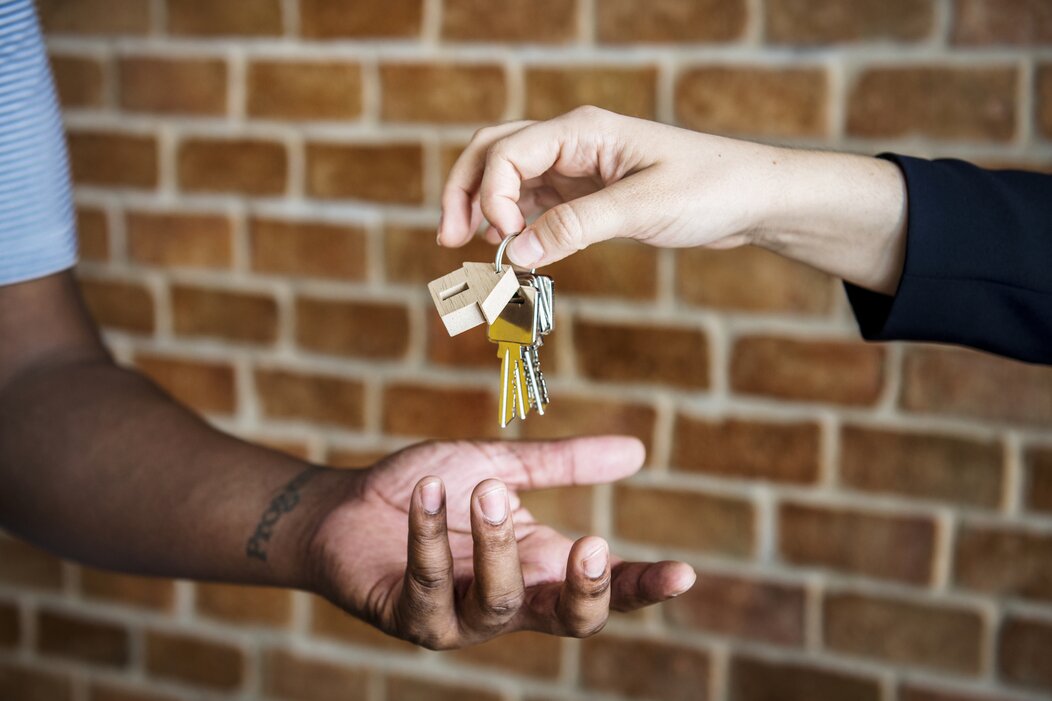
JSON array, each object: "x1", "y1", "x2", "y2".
[{"x1": 0, "y1": 0, "x2": 77, "y2": 285}]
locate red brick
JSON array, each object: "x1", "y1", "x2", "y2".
[
  {"x1": 676, "y1": 246, "x2": 834, "y2": 314},
  {"x1": 381, "y1": 64, "x2": 506, "y2": 123},
  {"x1": 443, "y1": 0, "x2": 577, "y2": 43},
  {"x1": 779, "y1": 503, "x2": 935, "y2": 584},
  {"x1": 386, "y1": 225, "x2": 493, "y2": 283},
  {"x1": 263, "y1": 649, "x2": 368, "y2": 700},
  {"x1": 519, "y1": 485, "x2": 594, "y2": 534},
  {"x1": 306, "y1": 143, "x2": 423, "y2": 203},
  {"x1": 250, "y1": 218, "x2": 366, "y2": 279},
  {"x1": 900, "y1": 685, "x2": 1018, "y2": 701},
  {"x1": 126, "y1": 211, "x2": 233, "y2": 269},
  {"x1": 615, "y1": 484, "x2": 755, "y2": 556},
  {"x1": 0, "y1": 662, "x2": 72, "y2": 701},
  {"x1": 37, "y1": 610, "x2": 128, "y2": 667},
  {"x1": 68, "y1": 131, "x2": 158, "y2": 188},
  {"x1": 310, "y1": 598, "x2": 418, "y2": 653},
  {"x1": 77, "y1": 207, "x2": 109, "y2": 261},
  {"x1": 823, "y1": 593, "x2": 983, "y2": 674},
  {"x1": 1038, "y1": 65, "x2": 1052, "y2": 139},
  {"x1": 848, "y1": 67, "x2": 1017, "y2": 142},
  {"x1": 0, "y1": 539, "x2": 62, "y2": 589},
  {"x1": 451, "y1": 632, "x2": 561, "y2": 679},
  {"x1": 574, "y1": 318, "x2": 709, "y2": 388},
  {"x1": 51, "y1": 55, "x2": 105, "y2": 108},
  {"x1": 676, "y1": 67, "x2": 828, "y2": 137},
  {"x1": 672, "y1": 415, "x2": 820, "y2": 484},
  {"x1": 89, "y1": 683, "x2": 182, "y2": 701},
  {"x1": 665, "y1": 572, "x2": 805, "y2": 646},
  {"x1": 196, "y1": 584, "x2": 291, "y2": 627},
  {"x1": 247, "y1": 61, "x2": 362, "y2": 120},
  {"x1": 256, "y1": 437, "x2": 314, "y2": 461},
  {"x1": 78, "y1": 277, "x2": 155, "y2": 334},
  {"x1": 520, "y1": 395, "x2": 657, "y2": 456},
  {"x1": 295, "y1": 297, "x2": 409, "y2": 359},
  {"x1": 525, "y1": 67, "x2": 658, "y2": 120},
  {"x1": 118, "y1": 57, "x2": 227, "y2": 115},
  {"x1": 766, "y1": 0, "x2": 934, "y2": 43},
  {"x1": 731, "y1": 336, "x2": 885, "y2": 406},
  {"x1": 953, "y1": 0, "x2": 1052, "y2": 45},
  {"x1": 178, "y1": 138, "x2": 287, "y2": 195},
  {"x1": 544, "y1": 240, "x2": 659, "y2": 299},
  {"x1": 300, "y1": 0, "x2": 422, "y2": 38},
  {"x1": 729, "y1": 655, "x2": 880, "y2": 701},
  {"x1": 38, "y1": 0, "x2": 150, "y2": 34},
  {"x1": 901, "y1": 347, "x2": 1052, "y2": 425},
  {"x1": 597, "y1": 0, "x2": 746, "y2": 43},
  {"x1": 145, "y1": 630, "x2": 244, "y2": 690},
  {"x1": 0, "y1": 602, "x2": 19, "y2": 648},
  {"x1": 80, "y1": 569, "x2": 175, "y2": 611},
  {"x1": 1026, "y1": 446, "x2": 1052, "y2": 513},
  {"x1": 840, "y1": 426, "x2": 1003, "y2": 508},
  {"x1": 581, "y1": 634, "x2": 709, "y2": 700},
  {"x1": 385, "y1": 676, "x2": 500, "y2": 701},
  {"x1": 134, "y1": 354, "x2": 236, "y2": 415},
  {"x1": 953, "y1": 525, "x2": 1052, "y2": 602},
  {"x1": 998, "y1": 616, "x2": 1052, "y2": 692},
  {"x1": 382, "y1": 383, "x2": 500, "y2": 439},
  {"x1": 167, "y1": 0, "x2": 282, "y2": 36},
  {"x1": 325, "y1": 447, "x2": 390, "y2": 468},
  {"x1": 172, "y1": 285, "x2": 277, "y2": 344},
  {"x1": 256, "y1": 369, "x2": 365, "y2": 429}
]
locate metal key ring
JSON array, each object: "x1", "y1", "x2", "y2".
[{"x1": 495, "y1": 232, "x2": 519, "y2": 274}]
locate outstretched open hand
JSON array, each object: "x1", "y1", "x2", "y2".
[{"x1": 308, "y1": 436, "x2": 696, "y2": 649}]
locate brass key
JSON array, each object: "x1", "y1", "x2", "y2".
[{"x1": 488, "y1": 286, "x2": 538, "y2": 428}]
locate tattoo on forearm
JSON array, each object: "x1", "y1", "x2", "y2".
[{"x1": 246, "y1": 467, "x2": 320, "y2": 562}]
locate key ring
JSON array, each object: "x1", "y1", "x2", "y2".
[{"x1": 495, "y1": 232, "x2": 519, "y2": 274}]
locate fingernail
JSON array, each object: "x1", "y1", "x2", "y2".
[
  {"x1": 583, "y1": 544, "x2": 608, "y2": 579},
  {"x1": 507, "y1": 229, "x2": 543, "y2": 267},
  {"x1": 671, "y1": 569, "x2": 697, "y2": 596},
  {"x1": 421, "y1": 480, "x2": 442, "y2": 515},
  {"x1": 478, "y1": 485, "x2": 508, "y2": 525}
]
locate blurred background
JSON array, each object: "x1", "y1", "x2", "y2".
[{"x1": 3, "y1": 0, "x2": 1052, "y2": 699}]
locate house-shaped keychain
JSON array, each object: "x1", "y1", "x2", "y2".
[{"x1": 428, "y1": 262, "x2": 519, "y2": 336}]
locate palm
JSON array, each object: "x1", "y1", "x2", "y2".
[{"x1": 310, "y1": 437, "x2": 694, "y2": 646}]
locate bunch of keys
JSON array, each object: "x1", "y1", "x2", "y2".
[
  {"x1": 489, "y1": 233, "x2": 554, "y2": 427},
  {"x1": 426, "y1": 232, "x2": 554, "y2": 428}
]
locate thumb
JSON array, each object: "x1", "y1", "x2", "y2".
[
  {"x1": 506, "y1": 180, "x2": 642, "y2": 268},
  {"x1": 495, "y1": 436, "x2": 646, "y2": 491}
]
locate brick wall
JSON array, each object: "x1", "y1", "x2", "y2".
[{"x1": 3, "y1": 0, "x2": 1052, "y2": 699}]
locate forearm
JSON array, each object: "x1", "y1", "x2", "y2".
[
  {"x1": 749, "y1": 148, "x2": 908, "y2": 295},
  {"x1": 0, "y1": 355, "x2": 352, "y2": 590}
]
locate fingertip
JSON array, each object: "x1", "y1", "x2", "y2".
[
  {"x1": 573, "y1": 536, "x2": 609, "y2": 581},
  {"x1": 416, "y1": 476, "x2": 444, "y2": 515},
  {"x1": 667, "y1": 563, "x2": 697, "y2": 597},
  {"x1": 473, "y1": 478, "x2": 509, "y2": 526},
  {"x1": 507, "y1": 228, "x2": 544, "y2": 267}
]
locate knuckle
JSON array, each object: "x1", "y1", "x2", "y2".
[
  {"x1": 544, "y1": 203, "x2": 586, "y2": 252},
  {"x1": 569, "y1": 617, "x2": 607, "y2": 639},
  {"x1": 409, "y1": 562, "x2": 452, "y2": 591},
  {"x1": 480, "y1": 589, "x2": 525, "y2": 620},
  {"x1": 569, "y1": 104, "x2": 607, "y2": 121}
]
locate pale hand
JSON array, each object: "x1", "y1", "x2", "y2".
[{"x1": 307, "y1": 436, "x2": 696, "y2": 649}]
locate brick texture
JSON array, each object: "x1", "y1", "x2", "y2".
[
  {"x1": 672, "y1": 415, "x2": 820, "y2": 484},
  {"x1": 597, "y1": 0, "x2": 746, "y2": 43},
  {"x1": 126, "y1": 211, "x2": 233, "y2": 269},
  {"x1": 666, "y1": 572, "x2": 805, "y2": 646},
  {"x1": 247, "y1": 61, "x2": 363, "y2": 120},
  {"x1": 765, "y1": 0, "x2": 934, "y2": 44},
  {"x1": 39, "y1": 5, "x2": 1052, "y2": 701},
  {"x1": 581, "y1": 634, "x2": 710, "y2": 700},
  {"x1": 144, "y1": 631, "x2": 245, "y2": 690},
  {"x1": 676, "y1": 246, "x2": 834, "y2": 314},
  {"x1": 823, "y1": 593, "x2": 983, "y2": 674},
  {"x1": 615, "y1": 485, "x2": 755, "y2": 556},
  {"x1": 36, "y1": 610, "x2": 129, "y2": 667},
  {"x1": 848, "y1": 67, "x2": 1018, "y2": 141},
  {"x1": 525, "y1": 67, "x2": 658, "y2": 120},
  {"x1": 839, "y1": 426, "x2": 1003, "y2": 508},
  {"x1": 676, "y1": 67, "x2": 828, "y2": 137},
  {"x1": 0, "y1": 602, "x2": 18, "y2": 648},
  {"x1": 779, "y1": 503, "x2": 935, "y2": 584},
  {"x1": 118, "y1": 57, "x2": 227, "y2": 115},
  {"x1": 732, "y1": 336, "x2": 885, "y2": 406}
]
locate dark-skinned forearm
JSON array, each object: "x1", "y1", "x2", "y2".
[{"x1": 0, "y1": 355, "x2": 353, "y2": 589}]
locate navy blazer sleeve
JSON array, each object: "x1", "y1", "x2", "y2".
[{"x1": 845, "y1": 154, "x2": 1052, "y2": 365}]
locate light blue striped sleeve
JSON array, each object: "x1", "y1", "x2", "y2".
[{"x1": 0, "y1": 0, "x2": 77, "y2": 285}]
